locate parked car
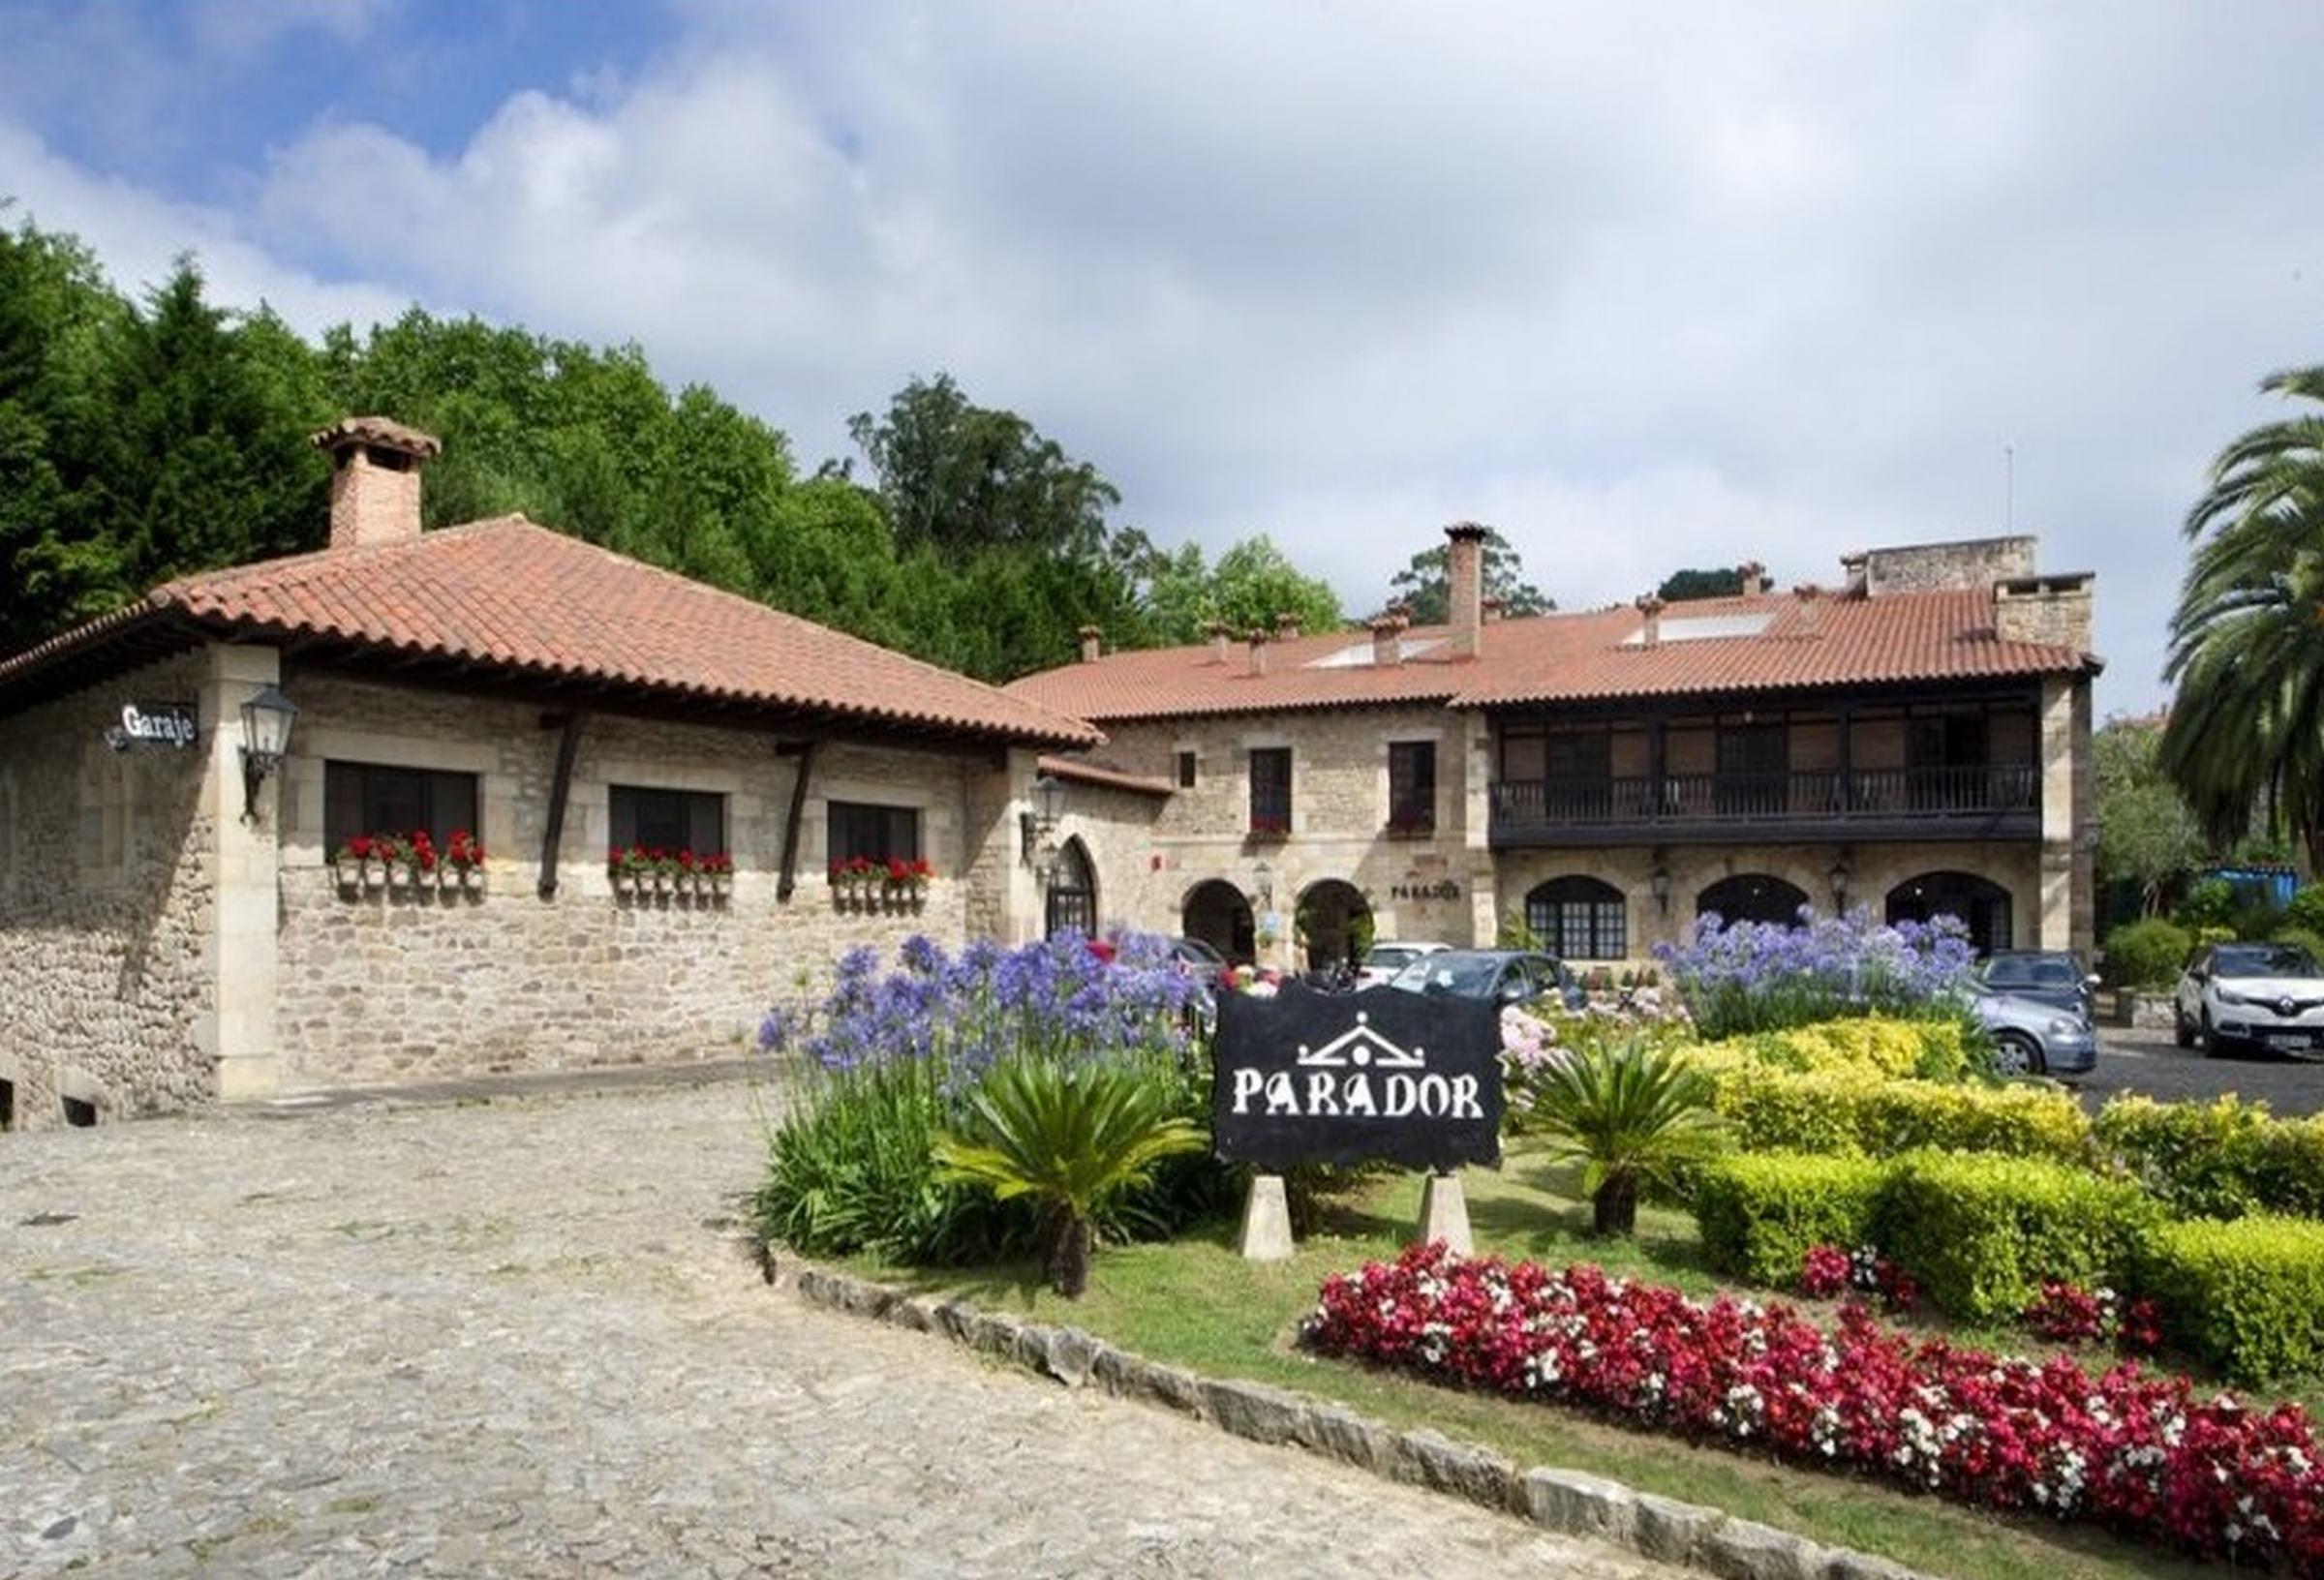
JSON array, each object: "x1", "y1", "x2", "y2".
[
  {"x1": 1973, "y1": 951, "x2": 2099, "y2": 1019},
  {"x1": 1168, "y1": 935, "x2": 1228, "y2": 990},
  {"x1": 2174, "y1": 941, "x2": 2324, "y2": 1056},
  {"x1": 1387, "y1": 949, "x2": 1586, "y2": 1011},
  {"x1": 1356, "y1": 940, "x2": 1452, "y2": 989},
  {"x1": 1971, "y1": 990, "x2": 2097, "y2": 1079}
]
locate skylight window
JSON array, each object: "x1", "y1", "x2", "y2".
[
  {"x1": 1623, "y1": 612, "x2": 1774, "y2": 646},
  {"x1": 1307, "y1": 637, "x2": 1447, "y2": 668}
]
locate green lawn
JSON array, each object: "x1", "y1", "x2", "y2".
[{"x1": 839, "y1": 1147, "x2": 2236, "y2": 1580}]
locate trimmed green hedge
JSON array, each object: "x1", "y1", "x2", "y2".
[
  {"x1": 2141, "y1": 1215, "x2": 2324, "y2": 1383},
  {"x1": 2094, "y1": 1095, "x2": 2324, "y2": 1222},
  {"x1": 1875, "y1": 1151, "x2": 2159, "y2": 1322},
  {"x1": 1693, "y1": 1153, "x2": 1886, "y2": 1287},
  {"x1": 1710, "y1": 1065, "x2": 2091, "y2": 1164}
]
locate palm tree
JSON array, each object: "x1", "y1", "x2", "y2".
[
  {"x1": 933, "y1": 1057, "x2": 1205, "y2": 1296},
  {"x1": 1524, "y1": 1038, "x2": 1726, "y2": 1236},
  {"x1": 2161, "y1": 366, "x2": 2324, "y2": 870}
]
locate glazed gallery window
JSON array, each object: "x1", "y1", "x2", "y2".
[
  {"x1": 610, "y1": 785, "x2": 726, "y2": 854},
  {"x1": 325, "y1": 762, "x2": 479, "y2": 850},
  {"x1": 829, "y1": 800, "x2": 922, "y2": 865},
  {"x1": 1248, "y1": 747, "x2": 1292, "y2": 835},
  {"x1": 1525, "y1": 875, "x2": 1628, "y2": 961}
]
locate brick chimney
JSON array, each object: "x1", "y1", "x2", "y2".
[
  {"x1": 1274, "y1": 611, "x2": 1301, "y2": 642},
  {"x1": 1077, "y1": 624, "x2": 1103, "y2": 663},
  {"x1": 1738, "y1": 561, "x2": 1766, "y2": 598},
  {"x1": 312, "y1": 416, "x2": 440, "y2": 551},
  {"x1": 1207, "y1": 621, "x2": 1232, "y2": 664},
  {"x1": 1445, "y1": 521, "x2": 1489, "y2": 658},
  {"x1": 1246, "y1": 628, "x2": 1269, "y2": 677},
  {"x1": 1481, "y1": 595, "x2": 1506, "y2": 623},
  {"x1": 1370, "y1": 615, "x2": 1402, "y2": 668},
  {"x1": 1635, "y1": 593, "x2": 1666, "y2": 647}
]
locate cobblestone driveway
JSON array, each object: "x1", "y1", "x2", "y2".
[{"x1": 2, "y1": 1079, "x2": 1675, "y2": 1578}]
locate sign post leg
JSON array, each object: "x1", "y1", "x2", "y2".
[
  {"x1": 1414, "y1": 1171, "x2": 1473, "y2": 1257},
  {"x1": 1238, "y1": 1173, "x2": 1296, "y2": 1261}
]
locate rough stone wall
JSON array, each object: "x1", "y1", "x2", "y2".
[
  {"x1": 1492, "y1": 839, "x2": 2043, "y2": 964},
  {"x1": 272, "y1": 671, "x2": 996, "y2": 1086},
  {"x1": 1994, "y1": 580, "x2": 2095, "y2": 652},
  {"x1": 1863, "y1": 536, "x2": 2036, "y2": 594},
  {"x1": 0, "y1": 653, "x2": 216, "y2": 1129}
]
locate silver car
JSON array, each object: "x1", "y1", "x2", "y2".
[{"x1": 1972, "y1": 990, "x2": 2097, "y2": 1079}]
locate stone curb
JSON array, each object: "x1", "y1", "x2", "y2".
[{"x1": 783, "y1": 1261, "x2": 1932, "y2": 1580}]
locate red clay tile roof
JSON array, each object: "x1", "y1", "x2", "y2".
[
  {"x1": 0, "y1": 517, "x2": 1097, "y2": 746},
  {"x1": 1008, "y1": 588, "x2": 2095, "y2": 722},
  {"x1": 1035, "y1": 753, "x2": 1176, "y2": 798}
]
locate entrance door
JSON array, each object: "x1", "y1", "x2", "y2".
[
  {"x1": 1184, "y1": 879, "x2": 1257, "y2": 965},
  {"x1": 1045, "y1": 837, "x2": 1098, "y2": 938}
]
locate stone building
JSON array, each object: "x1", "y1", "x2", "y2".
[
  {"x1": 0, "y1": 418, "x2": 1088, "y2": 1130},
  {"x1": 1008, "y1": 526, "x2": 2099, "y2": 977}
]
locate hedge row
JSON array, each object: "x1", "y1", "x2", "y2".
[
  {"x1": 1694, "y1": 1150, "x2": 2324, "y2": 1381},
  {"x1": 1697, "y1": 1015, "x2": 1974, "y2": 1081},
  {"x1": 2094, "y1": 1095, "x2": 2324, "y2": 1221},
  {"x1": 1704, "y1": 1062, "x2": 2090, "y2": 1164}
]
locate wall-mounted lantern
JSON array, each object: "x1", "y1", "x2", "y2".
[
  {"x1": 1023, "y1": 772, "x2": 1069, "y2": 869},
  {"x1": 238, "y1": 684, "x2": 298, "y2": 823},
  {"x1": 1251, "y1": 858, "x2": 1274, "y2": 910},
  {"x1": 1648, "y1": 855, "x2": 1671, "y2": 915},
  {"x1": 1829, "y1": 851, "x2": 1852, "y2": 914}
]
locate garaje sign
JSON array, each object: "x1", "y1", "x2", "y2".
[
  {"x1": 104, "y1": 701, "x2": 199, "y2": 751},
  {"x1": 1212, "y1": 985, "x2": 1501, "y2": 1172}
]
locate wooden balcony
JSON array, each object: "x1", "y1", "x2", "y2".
[{"x1": 1487, "y1": 764, "x2": 2042, "y2": 847}]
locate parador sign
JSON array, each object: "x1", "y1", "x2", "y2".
[{"x1": 1212, "y1": 985, "x2": 1502, "y2": 1172}]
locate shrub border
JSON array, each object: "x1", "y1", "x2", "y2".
[{"x1": 780, "y1": 1257, "x2": 1930, "y2": 1580}]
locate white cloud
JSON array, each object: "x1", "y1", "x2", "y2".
[{"x1": 13, "y1": 0, "x2": 2324, "y2": 709}]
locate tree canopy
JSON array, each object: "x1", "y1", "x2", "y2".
[
  {"x1": 2095, "y1": 714, "x2": 2206, "y2": 915},
  {"x1": 1655, "y1": 566, "x2": 1756, "y2": 602},
  {"x1": 1382, "y1": 526, "x2": 1550, "y2": 623},
  {"x1": 1143, "y1": 535, "x2": 1343, "y2": 645}
]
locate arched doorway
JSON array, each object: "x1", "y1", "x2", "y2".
[
  {"x1": 1045, "y1": 837, "x2": 1098, "y2": 938},
  {"x1": 1525, "y1": 875, "x2": 1628, "y2": 960},
  {"x1": 1697, "y1": 873, "x2": 1810, "y2": 928},
  {"x1": 1886, "y1": 871, "x2": 2013, "y2": 954},
  {"x1": 1295, "y1": 879, "x2": 1373, "y2": 974},
  {"x1": 1183, "y1": 878, "x2": 1257, "y2": 965}
]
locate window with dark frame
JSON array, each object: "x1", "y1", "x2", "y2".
[
  {"x1": 324, "y1": 761, "x2": 480, "y2": 852},
  {"x1": 1388, "y1": 741, "x2": 1436, "y2": 834},
  {"x1": 1177, "y1": 749, "x2": 1198, "y2": 789},
  {"x1": 1524, "y1": 875, "x2": 1628, "y2": 961},
  {"x1": 1248, "y1": 747, "x2": 1292, "y2": 835},
  {"x1": 610, "y1": 785, "x2": 726, "y2": 855},
  {"x1": 828, "y1": 800, "x2": 923, "y2": 865}
]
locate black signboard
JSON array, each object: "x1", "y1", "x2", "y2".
[
  {"x1": 1212, "y1": 984, "x2": 1502, "y2": 1171},
  {"x1": 104, "y1": 701, "x2": 199, "y2": 752}
]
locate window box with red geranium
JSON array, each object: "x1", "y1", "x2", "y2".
[
  {"x1": 701, "y1": 851, "x2": 734, "y2": 899},
  {"x1": 830, "y1": 855, "x2": 878, "y2": 911},
  {"x1": 608, "y1": 844, "x2": 653, "y2": 897},
  {"x1": 378, "y1": 834, "x2": 416, "y2": 891},
  {"x1": 332, "y1": 835, "x2": 379, "y2": 893},
  {"x1": 445, "y1": 830, "x2": 486, "y2": 894}
]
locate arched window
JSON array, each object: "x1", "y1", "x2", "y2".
[
  {"x1": 1183, "y1": 878, "x2": 1257, "y2": 965},
  {"x1": 1526, "y1": 875, "x2": 1627, "y2": 960},
  {"x1": 1045, "y1": 837, "x2": 1098, "y2": 938},
  {"x1": 1885, "y1": 870, "x2": 2013, "y2": 955},
  {"x1": 1696, "y1": 873, "x2": 1809, "y2": 928}
]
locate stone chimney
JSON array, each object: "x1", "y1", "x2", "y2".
[
  {"x1": 1370, "y1": 615, "x2": 1403, "y2": 668},
  {"x1": 1792, "y1": 583, "x2": 1823, "y2": 628},
  {"x1": 1274, "y1": 612, "x2": 1301, "y2": 642},
  {"x1": 1481, "y1": 595, "x2": 1506, "y2": 623},
  {"x1": 1635, "y1": 593, "x2": 1666, "y2": 647},
  {"x1": 1993, "y1": 572, "x2": 2095, "y2": 653},
  {"x1": 1246, "y1": 628, "x2": 1269, "y2": 677},
  {"x1": 1738, "y1": 561, "x2": 1766, "y2": 598},
  {"x1": 312, "y1": 416, "x2": 441, "y2": 552},
  {"x1": 1840, "y1": 551, "x2": 1868, "y2": 596},
  {"x1": 1207, "y1": 621, "x2": 1232, "y2": 664},
  {"x1": 1445, "y1": 521, "x2": 1489, "y2": 658},
  {"x1": 1077, "y1": 624, "x2": 1103, "y2": 663}
]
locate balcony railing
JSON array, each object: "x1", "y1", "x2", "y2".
[{"x1": 1490, "y1": 764, "x2": 2040, "y2": 836}]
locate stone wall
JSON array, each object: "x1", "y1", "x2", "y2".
[
  {"x1": 0, "y1": 652, "x2": 216, "y2": 1129},
  {"x1": 272, "y1": 670, "x2": 1007, "y2": 1086},
  {"x1": 1862, "y1": 535, "x2": 2036, "y2": 594},
  {"x1": 1994, "y1": 576, "x2": 2095, "y2": 653}
]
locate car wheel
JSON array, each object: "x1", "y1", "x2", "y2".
[
  {"x1": 1989, "y1": 1031, "x2": 2045, "y2": 1079},
  {"x1": 2199, "y1": 1008, "x2": 2219, "y2": 1058},
  {"x1": 2173, "y1": 1006, "x2": 2194, "y2": 1049}
]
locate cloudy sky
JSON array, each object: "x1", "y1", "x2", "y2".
[{"x1": 5, "y1": 0, "x2": 2321, "y2": 711}]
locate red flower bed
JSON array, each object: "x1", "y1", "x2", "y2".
[{"x1": 1304, "y1": 1243, "x2": 2323, "y2": 1567}]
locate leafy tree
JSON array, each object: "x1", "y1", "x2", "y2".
[
  {"x1": 2161, "y1": 366, "x2": 2324, "y2": 870},
  {"x1": 1383, "y1": 526, "x2": 1550, "y2": 623},
  {"x1": 1523, "y1": 1037, "x2": 1727, "y2": 1236},
  {"x1": 933, "y1": 1055, "x2": 1204, "y2": 1296},
  {"x1": 2095, "y1": 715, "x2": 2206, "y2": 916},
  {"x1": 1656, "y1": 566, "x2": 1751, "y2": 602},
  {"x1": 1143, "y1": 534, "x2": 1343, "y2": 645}
]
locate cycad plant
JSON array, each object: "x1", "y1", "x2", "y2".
[
  {"x1": 933, "y1": 1055, "x2": 1206, "y2": 1296},
  {"x1": 1525, "y1": 1037, "x2": 1727, "y2": 1236}
]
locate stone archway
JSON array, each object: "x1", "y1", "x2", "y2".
[
  {"x1": 1183, "y1": 878, "x2": 1257, "y2": 965},
  {"x1": 1295, "y1": 878, "x2": 1373, "y2": 974},
  {"x1": 1045, "y1": 836, "x2": 1098, "y2": 939},
  {"x1": 1696, "y1": 873, "x2": 1810, "y2": 928},
  {"x1": 1886, "y1": 870, "x2": 2014, "y2": 955}
]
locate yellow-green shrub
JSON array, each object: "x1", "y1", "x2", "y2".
[
  {"x1": 1693, "y1": 1152, "x2": 1886, "y2": 1286},
  {"x1": 2139, "y1": 1215, "x2": 2324, "y2": 1383},
  {"x1": 1704, "y1": 1063, "x2": 2092, "y2": 1164},
  {"x1": 1875, "y1": 1151, "x2": 2159, "y2": 1322},
  {"x1": 1706, "y1": 1015, "x2": 1970, "y2": 1080},
  {"x1": 2095, "y1": 1094, "x2": 2324, "y2": 1221}
]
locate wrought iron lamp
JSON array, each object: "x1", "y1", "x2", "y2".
[{"x1": 238, "y1": 684, "x2": 298, "y2": 823}]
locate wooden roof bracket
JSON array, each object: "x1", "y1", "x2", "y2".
[{"x1": 536, "y1": 711, "x2": 589, "y2": 899}]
